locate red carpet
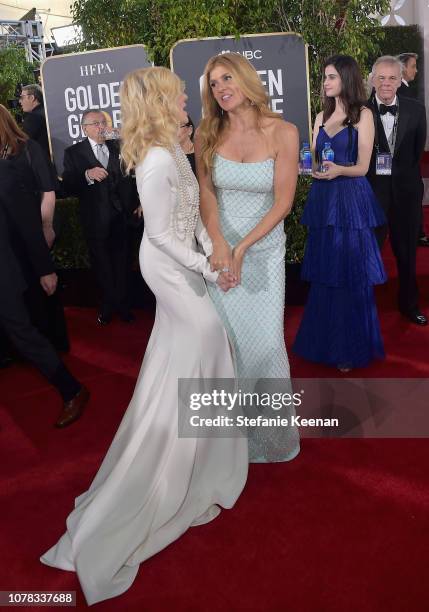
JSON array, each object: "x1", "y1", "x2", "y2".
[{"x1": 1, "y1": 212, "x2": 428, "y2": 610}]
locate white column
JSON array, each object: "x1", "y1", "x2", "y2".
[{"x1": 414, "y1": 1, "x2": 429, "y2": 149}]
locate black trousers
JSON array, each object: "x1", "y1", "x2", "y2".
[
  {"x1": 0, "y1": 290, "x2": 80, "y2": 402},
  {"x1": 374, "y1": 181, "x2": 420, "y2": 314},
  {"x1": 418, "y1": 182, "x2": 427, "y2": 239},
  {"x1": 0, "y1": 327, "x2": 13, "y2": 361},
  {"x1": 23, "y1": 279, "x2": 69, "y2": 352},
  {"x1": 85, "y1": 211, "x2": 129, "y2": 316}
]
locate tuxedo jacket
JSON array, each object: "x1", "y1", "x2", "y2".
[
  {"x1": 0, "y1": 160, "x2": 54, "y2": 298},
  {"x1": 397, "y1": 82, "x2": 417, "y2": 99},
  {"x1": 366, "y1": 95, "x2": 426, "y2": 213},
  {"x1": 61, "y1": 138, "x2": 136, "y2": 239},
  {"x1": 22, "y1": 105, "x2": 50, "y2": 158}
]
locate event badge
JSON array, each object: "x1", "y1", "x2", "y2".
[{"x1": 376, "y1": 153, "x2": 392, "y2": 176}]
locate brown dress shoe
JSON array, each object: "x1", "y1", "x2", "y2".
[{"x1": 55, "y1": 386, "x2": 90, "y2": 428}]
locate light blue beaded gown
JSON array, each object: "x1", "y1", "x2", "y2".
[{"x1": 207, "y1": 154, "x2": 300, "y2": 463}]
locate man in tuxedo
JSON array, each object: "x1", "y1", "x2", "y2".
[
  {"x1": 19, "y1": 84, "x2": 50, "y2": 158},
  {"x1": 62, "y1": 110, "x2": 137, "y2": 325},
  {"x1": 0, "y1": 160, "x2": 89, "y2": 428},
  {"x1": 367, "y1": 55, "x2": 427, "y2": 326},
  {"x1": 396, "y1": 53, "x2": 429, "y2": 248},
  {"x1": 397, "y1": 53, "x2": 418, "y2": 99}
]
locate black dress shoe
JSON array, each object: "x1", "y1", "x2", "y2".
[
  {"x1": 418, "y1": 236, "x2": 429, "y2": 247},
  {"x1": 401, "y1": 310, "x2": 428, "y2": 326},
  {"x1": 97, "y1": 312, "x2": 112, "y2": 325}
]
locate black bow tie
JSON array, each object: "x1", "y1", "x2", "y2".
[{"x1": 379, "y1": 104, "x2": 397, "y2": 116}]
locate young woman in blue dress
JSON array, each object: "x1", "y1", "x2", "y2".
[{"x1": 293, "y1": 55, "x2": 386, "y2": 371}]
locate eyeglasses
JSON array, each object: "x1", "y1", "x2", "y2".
[
  {"x1": 82, "y1": 121, "x2": 108, "y2": 127},
  {"x1": 19, "y1": 94, "x2": 31, "y2": 99}
]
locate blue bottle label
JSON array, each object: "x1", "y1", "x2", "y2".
[
  {"x1": 300, "y1": 145, "x2": 312, "y2": 175},
  {"x1": 319, "y1": 145, "x2": 334, "y2": 172}
]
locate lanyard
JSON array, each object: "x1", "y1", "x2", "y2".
[{"x1": 373, "y1": 96, "x2": 399, "y2": 154}]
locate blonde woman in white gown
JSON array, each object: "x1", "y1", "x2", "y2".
[{"x1": 40, "y1": 67, "x2": 248, "y2": 606}]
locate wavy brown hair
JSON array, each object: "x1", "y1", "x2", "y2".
[
  {"x1": 322, "y1": 55, "x2": 367, "y2": 126},
  {"x1": 120, "y1": 67, "x2": 184, "y2": 173},
  {"x1": 0, "y1": 104, "x2": 28, "y2": 157},
  {"x1": 198, "y1": 53, "x2": 280, "y2": 171}
]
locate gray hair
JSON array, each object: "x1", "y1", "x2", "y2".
[
  {"x1": 80, "y1": 109, "x2": 104, "y2": 125},
  {"x1": 21, "y1": 83, "x2": 43, "y2": 104},
  {"x1": 372, "y1": 55, "x2": 403, "y2": 76},
  {"x1": 397, "y1": 52, "x2": 418, "y2": 66}
]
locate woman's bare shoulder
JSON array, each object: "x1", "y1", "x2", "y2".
[
  {"x1": 355, "y1": 106, "x2": 373, "y2": 128},
  {"x1": 359, "y1": 106, "x2": 373, "y2": 120},
  {"x1": 314, "y1": 111, "x2": 324, "y2": 125},
  {"x1": 262, "y1": 116, "x2": 298, "y2": 138}
]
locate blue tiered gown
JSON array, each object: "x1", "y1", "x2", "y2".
[
  {"x1": 208, "y1": 154, "x2": 300, "y2": 463},
  {"x1": 293, "y1": 126, "x2": 387, "y2": 368}
]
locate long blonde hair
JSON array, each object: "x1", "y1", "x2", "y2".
[
  {"x1": 199, "y1": 53, "x2": 280, "y2": 171},
  {"x1": 120, "y1": 67, "x2": 183, "y2": 173}
]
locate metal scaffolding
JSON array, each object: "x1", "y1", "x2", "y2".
[{"x1": 0, "y1": 19, "x2": 46, "y2": 63}]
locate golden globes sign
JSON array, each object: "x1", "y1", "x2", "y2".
[
  {"x1": 170, "y1": 33, "x2": 311, "y2": 145},
  {"x1": 41, "y1": 45, "x2": 151, "y2": 175}
]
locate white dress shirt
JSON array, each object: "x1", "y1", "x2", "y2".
[
  {"x1": 89, "y1": 137, "x2": 109, "y2": 165},
  {"x1": 375, "y1": 94, "x2": 397, "y2": 142},
  {"x1": 85, "y1": 137, "x2": 109, "y2": 185}
]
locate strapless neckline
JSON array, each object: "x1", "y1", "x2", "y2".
[{"x1": 215, "y1": 153, "x2": 275, "y2": 165}]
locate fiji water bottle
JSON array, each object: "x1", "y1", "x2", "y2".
[
  {"x1": 320, "y1": 142, "x2": 334, "y2": 172},
  {"x1": 299, "y1": 142, "x2": 312, "y2": 175}
]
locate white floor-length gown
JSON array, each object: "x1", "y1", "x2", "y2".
[{"x1": 40, "y1": 145, "x2": 248, "y2": 606}]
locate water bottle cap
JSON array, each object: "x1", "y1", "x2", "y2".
[
  {"x1": 302, "y1": 142, "x2": 309, "y2": 147},
  {"x1": 324, "y1": 142, "x2": 331, "y2": 147}
]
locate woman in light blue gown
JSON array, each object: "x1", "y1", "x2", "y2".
[{"x1": 195, "y1": 53, "x2": 300, "y2": 463}]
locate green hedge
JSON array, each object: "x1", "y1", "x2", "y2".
[
  {"x1": 285, "y1": 176, "x2": 310, "y2": 263},
  {"x1": 52, "y1": 198, "x2": 90, "y2": 269}
]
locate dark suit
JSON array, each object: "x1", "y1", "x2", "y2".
[
  {"x1": 397, "y1": 84, "x2": 427, "y2": 240},
  {"x1": 367, "y1": 95, "x2": 427, "y2": 314},
  {"x1": 8, "y1": 139, "x2": 69, "y2": 351},
  {"x1": 0, "y1": 160, "x2": 79, "y2": 401},
  {"x1": 397, "y1": 82, "x2": 417, "y2": 99},
  {"x1": 22, "y1": 104, "x2": 50, "y2": 158},
  {"x1": 62, "y1": 138, "x2": 136, "y2": 316}
]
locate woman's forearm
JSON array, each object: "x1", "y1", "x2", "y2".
[
  {"x1": 40, "y1": 191, "x2": 56, "y2": 227},
  {"x1": 339, "y1": 162, "x2": 370, "y2": 178},
  {"x1": 237, "y1": 203, "x2": 292, "y2": 253},
  {"x1": 200, "y1": 195, "x2": 226, "y2": 245}
]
